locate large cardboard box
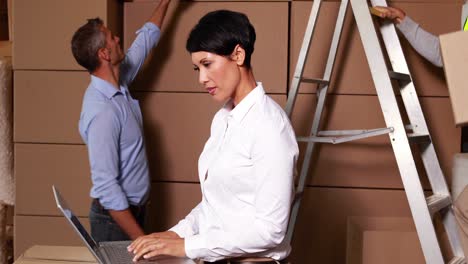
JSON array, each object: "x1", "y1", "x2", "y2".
[
  {"x1": 440, "y1": 30, "x2": 468, "y2": 126},
  {"x1": 15, "y1": 144, "x2": 91, "y2": 216},
  {"x1": 13, "y1": 0, "x2": 122, "y2": 70},
  {"x1": 14, "y1": 71, "x2": 88, "y2": 144}
]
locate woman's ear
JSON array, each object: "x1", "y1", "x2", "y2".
[{"x1": 231, "y1": 44, "x2": 246, "y2": 66}]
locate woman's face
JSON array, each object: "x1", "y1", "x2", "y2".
[{"x1": 191, "y1": 51, "x2": 241, "y2": 102}]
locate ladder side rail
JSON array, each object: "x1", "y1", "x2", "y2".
[
  {"x1": 350, "y1": 0, "x2": 445, "y2": 262},
  {"x1": 444, "y1": 211, "x2": 466, "y2": 260},
  {"x1": 370, "y1": 0, "x2": 451, "y2": 196},
  {"x1": 321, "y1": 0, "x2": 350, "y2": 82},
  {"x1": 286, "y1": 0, "x2": 324, "y2": 116},
  {"x1": 369, "y1": 0, "x2": 427, "y2": 135},
  {"x1": 286, "y1": 0, "x2": 350, "y2": 243},
  {"x1": 371, "y1": 0, "x2": 465, "y2": 259}
]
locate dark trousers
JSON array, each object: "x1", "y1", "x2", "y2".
[{"x1": 89, "y1": 199, "x2": 146, "y2": 243}]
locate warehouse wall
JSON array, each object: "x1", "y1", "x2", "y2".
[{"x1": 13, "y1": 0, "x2": 463, "y2": 262}]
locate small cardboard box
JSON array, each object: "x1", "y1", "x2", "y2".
[
  {"x1": 440, "y1": 30, "x2": 468, "y2": 126},
  {"x1": 13, "y1": 0, "x2": 122, "y2": 70},
  {"x1": 14, "y1": 245, "x2": 97, "y2": 264}
]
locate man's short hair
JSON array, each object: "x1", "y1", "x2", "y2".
[
  {"x1": 186, "y1": 10, "x2": 256, "y2": 69},
  {"x1": 71, "y1": 18, "x2": 106, "y2": 73}
]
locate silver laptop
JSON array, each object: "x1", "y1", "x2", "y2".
[{"x1": 52, "y1": 185, "x2": 195, "y2": 264}]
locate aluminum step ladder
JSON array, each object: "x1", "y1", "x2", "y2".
[{"x1": 285, "y1": 0, "x2": 466, "y2": 263}]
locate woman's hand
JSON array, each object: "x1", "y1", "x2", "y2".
[
  {"x1": 373, "y1": 6, "x2": 406, "y2": 24},
  {"x1": 128, "y1": 231, "x2": 186, "y2": 262}
]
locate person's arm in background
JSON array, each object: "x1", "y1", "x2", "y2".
[
  {"x1": 373, "y1": 6, "x2": 443, "y2": 67},
  {"x1": 120, "y1": 0, "x2": 172, "y2": 86}
]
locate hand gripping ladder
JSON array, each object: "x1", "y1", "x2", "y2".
[{"x1": 285, "y1": 0, "x2": 466, "y2": 263}]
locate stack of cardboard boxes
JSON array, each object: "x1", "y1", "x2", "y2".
[
  {"x1": 12, "y1": 0, "x2": 122, "y2": 258},
  {"x1": 12, "y1": 0, "x2": 462, "y2": 263}
]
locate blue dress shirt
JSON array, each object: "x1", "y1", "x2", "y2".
[{"x1": 79, "y1": 22, "x2": 161, "y2": 210}]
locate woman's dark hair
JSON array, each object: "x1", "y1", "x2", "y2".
[{"x1": 186, "y1": 10, "x2": 256, "y2": 69}]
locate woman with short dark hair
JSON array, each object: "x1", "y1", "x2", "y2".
[{"x1": 129, "y1": 10, "x2": 298, "y2": 263}]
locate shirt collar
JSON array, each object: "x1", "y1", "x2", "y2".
[
  {"x1": 90, "y1": 75, "x2": 123, "y2": 99},
  {"x1": 223, "y1": 82, "x2": 265, "y2": 123}
]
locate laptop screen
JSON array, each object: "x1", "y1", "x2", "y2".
[{"x1": 52, "y1": 186, "x2": 101, "y2": 259}]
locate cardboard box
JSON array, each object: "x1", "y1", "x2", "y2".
[
  {"x1": 291, "y1": 2, "x2": 457, "y2": 96},
  {"x1": 440, "y1": 30, "x2": 468, "y2": 126},
  {"x1": 13, "y1": 0, "x2": 122, "y2": 70},
  {"x1": 14, "y1": 71, "x2": 89, "y2": 144},
  {"x1": 15, "y1": 245, "x2": 96, "y2": 264},
  {"x1": 289, "y1": 187, "x2": 415, "y2": 263},
  {"x1": 147, "y1": 182, "x2": 201, "y2": 232},
  {"x1": 15, "y1": 144, "x2": 91, "y2": 216},
  {"x1": 124, "y1": 1, "x2": 288, "y2": 93},
  {"x1": 14, "y1": 216, "x2": 91, "y2": 260},
  {"x1": 346, "y1": 217, "x2": 424, "y2": 264}
]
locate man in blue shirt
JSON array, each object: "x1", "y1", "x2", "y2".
[{"x1": 70, "y1": 0, "x2": 171, "y2": 242}]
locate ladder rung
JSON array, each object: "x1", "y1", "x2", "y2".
[
  {"x1": 297, "y1": 136, "x2": 336, "y2": 144},
  {"x1": 426, "y1": 194, "x2": 452, "y2": 216},
  {"x1": 388, "y1": 71, "x2": 411, "y2": 83},
  {"x1": 297, "y1": 128, "x2": 393, "y2": 144},
  {"x1": 300, "y1": 77, "x2": 330, "y2": 85},
  {"x1": 407, "y1": 133, "x2": 431, "y2": 144},
  {"x1": 448, "y1": 256, "x2": 466, "y2": 264}
]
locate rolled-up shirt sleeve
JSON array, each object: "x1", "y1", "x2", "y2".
[
  {"x1": 120, "y1": 22, "x2": 161, "y2": 87},
  {"x1": 184, "y1": 117, "x2": 298, "y2": 261},
  {"x1": 87, "y1": 107, "x2": 128, "y2": 210}
]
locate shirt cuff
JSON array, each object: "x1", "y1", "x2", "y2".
[
  {"x1": 397, "y1": 16, "x2": 418, "y2": 34},
  {"x1": 169, "y1": 221, "x2": 195, "y2": 238},
  {"x1": 184, "y1": 235, "x2": 207, "y2": 260}
]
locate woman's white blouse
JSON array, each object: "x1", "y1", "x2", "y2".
[{"x1": 170, "y1": 83, "x2": 299, "y2": 262}]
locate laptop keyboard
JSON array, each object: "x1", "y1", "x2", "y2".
[
  {"x1": 99, "y1": 241, "x2": 195, "y2": 264},
  {"x1": 100, "y1": 241, "x2": 153, "y2": 264}
]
